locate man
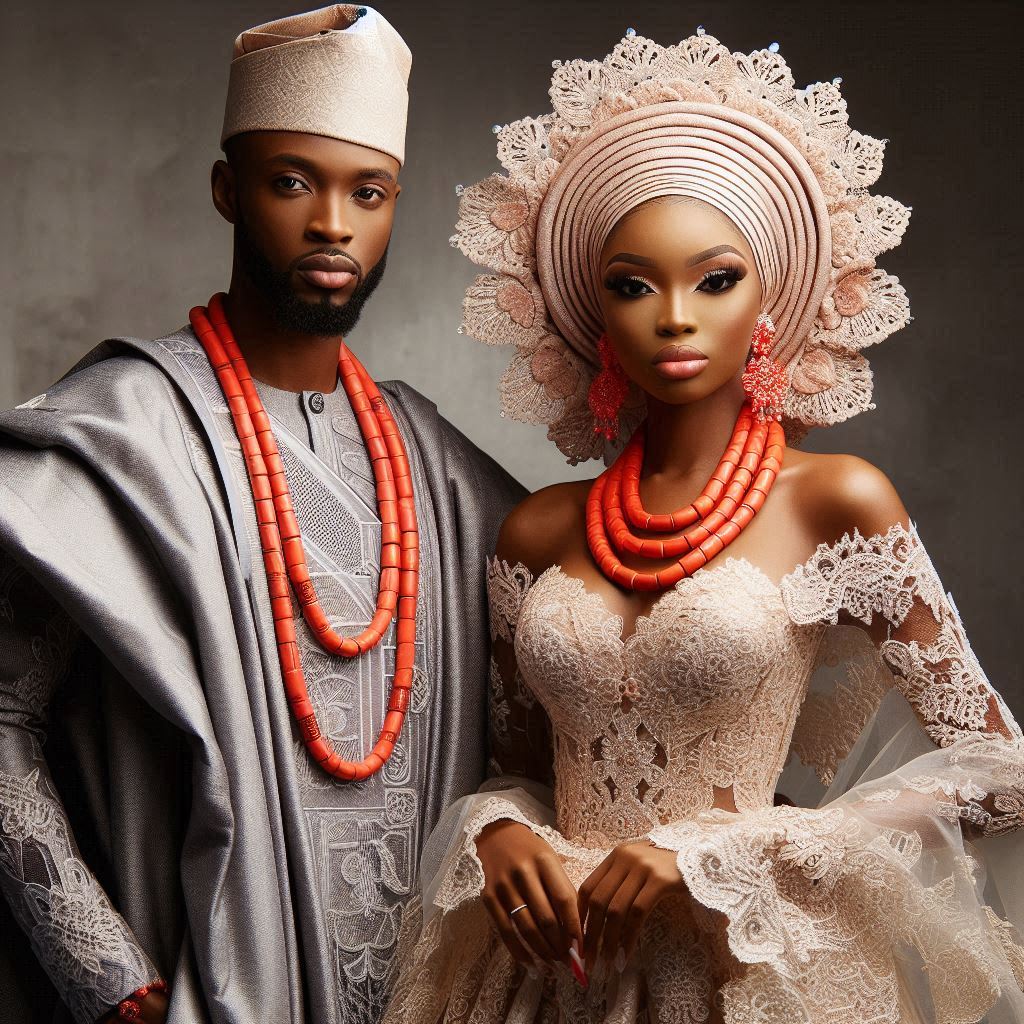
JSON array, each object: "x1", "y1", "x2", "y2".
[{"x1": 0, "y1": 6, "x2": 522, "y2": 1023}]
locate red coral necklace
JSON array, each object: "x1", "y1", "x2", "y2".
[
  {"x1": 587, "y1": 403, "x2": 785, "y2": 591},
  {"x1": 189, "y1": 293, "x2": 417, "y2": 781}
]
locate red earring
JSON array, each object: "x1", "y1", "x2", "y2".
[
  {"x1": 741, "y1": 313, "x2": 788, "y2": 422},
  {"x1": 589, "y1": 334, "x2": 630, "y2": 440}
]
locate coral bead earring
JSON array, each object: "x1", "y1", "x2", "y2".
[
  {"x1": 588, "y1": 334, "x2": 630, "y2": 440},
  {"x1": 741, "y1": 313, "x2": 788, "y2": 422}
]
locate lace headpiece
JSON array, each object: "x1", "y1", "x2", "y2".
[{"x1": 452, "y1": 29, "x2": 911, "y2": 462}]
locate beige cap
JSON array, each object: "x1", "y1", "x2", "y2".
[{"x1": 221, "y1": 4, "x2": 412, "y2": 166}]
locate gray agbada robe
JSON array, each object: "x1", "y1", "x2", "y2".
[{"x1": 0, "y1": 326, "x2": 524, "y2": 1024}]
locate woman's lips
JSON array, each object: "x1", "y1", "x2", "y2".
[
  {"x1": 652, "y1": 344, "x2": 710, "y2": 380},
  {"x1": 297, "y1": 268, "x2": 356, "y2": 290}
]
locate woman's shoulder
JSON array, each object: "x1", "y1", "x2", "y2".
[
  {"x1": 494, "y1": 479, "x2": 593, "y2": 576},
  {"x1": 782, "y1": 448, "x2": 910, "y2": 544}
]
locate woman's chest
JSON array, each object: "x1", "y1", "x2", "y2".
[{"x1": 513, "y1": 561, "x2": 821, "y2": 737}]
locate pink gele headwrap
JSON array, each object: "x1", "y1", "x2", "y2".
[
  {"x1": 452, "y1": 30, "x2": 912, "y2": 463},
  {"x1": 536, "y1": 102, "x2": 831, "y2": 372}
]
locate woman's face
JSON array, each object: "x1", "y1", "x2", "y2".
[{"x1": 597, "y1": 198, "x2": 763, "y2": 406}]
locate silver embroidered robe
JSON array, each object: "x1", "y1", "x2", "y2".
[{"x1": 0, "y1": 326, "x2": 524, "y2": 1024}]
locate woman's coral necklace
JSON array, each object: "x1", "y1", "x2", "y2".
[
  {"x1": 190, "y1": 293, "x2": 418, "y2": 780},
  {"x1": 587, "y1": 403, "x2": 785, "y2": 591}
]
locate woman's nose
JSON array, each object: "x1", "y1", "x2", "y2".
[{"x1": 655, "y1": 290, "x2": 698, "y2": 337}]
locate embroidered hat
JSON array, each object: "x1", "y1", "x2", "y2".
[{"x1": 221, "y1": 4, "x2": 412, "y2": 166}]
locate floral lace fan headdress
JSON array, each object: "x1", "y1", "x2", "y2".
[{"x1": 452, "y1": 28, "x2": 911, "y2": 463}]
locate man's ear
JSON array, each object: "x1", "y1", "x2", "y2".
[{"x1": 211, "y1": 159, "x2": 238, "y2": 225}]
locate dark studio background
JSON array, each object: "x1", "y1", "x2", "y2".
[{"x1": 1, "y1": 0, "x2": 1021, "y2": 718}]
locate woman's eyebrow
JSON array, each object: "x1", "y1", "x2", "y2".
[
  {"x1": 604, "y1": 252, "x2": 655, "y2": 269},
  {"x1": 687, "y1": 244, "x2": 742, "y2": 267}
]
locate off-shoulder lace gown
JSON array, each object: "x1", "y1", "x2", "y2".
[{"x1": 384, "y1": 523, "x2": 1024, "y2": 1024}]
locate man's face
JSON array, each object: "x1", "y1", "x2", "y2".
[{"x1": 216, "y1": 131, "x2": 401, "y2": 336}]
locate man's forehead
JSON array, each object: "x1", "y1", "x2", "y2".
[{"x1": 235, "y1": 131, "x2": 400, "y2": 180}]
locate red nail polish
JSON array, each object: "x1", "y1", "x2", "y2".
[{"x1": 568, "y1": 942, "x2": 589, "y2": 989}]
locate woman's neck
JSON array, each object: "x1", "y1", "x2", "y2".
[{"x1": 642, "y1": 376, "x2": 746, "y2": 485}]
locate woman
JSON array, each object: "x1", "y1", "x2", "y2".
[{"x1": 384, "y1": 28, "x2": 1024, "y2": 1024}]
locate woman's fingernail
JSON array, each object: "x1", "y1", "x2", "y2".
[
  {"x1": 568, "y1": 943, "x2": 589, "y2": 989},
  {"x1": 527, "y1": 965, "x2": 538, "y2": 980}
]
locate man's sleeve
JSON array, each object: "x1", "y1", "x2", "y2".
[{"x1": 0, "y1": 548, "x2": 159, "y2": 1024}]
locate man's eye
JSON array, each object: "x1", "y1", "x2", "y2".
[
  {"x1": 355, "y1": 187, "x2": 385, "y2": 203},
  {"x1": 275, "y1": 176, "x2": 306, "y2": 192}
]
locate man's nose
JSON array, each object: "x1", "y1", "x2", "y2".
[{"x1": 305, "y1": 193, "x2": 353, "y2": 244}]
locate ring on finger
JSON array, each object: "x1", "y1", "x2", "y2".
[{"x1": 509, "y1": 903, "x2": 528, "y2": 917}]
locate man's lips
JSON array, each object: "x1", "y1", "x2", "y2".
[
  {"x1": 652, "y1": 343, "x2": 710, "y2": 380},
  {"x1": 296, "y1": 253, "x2": 359, "y2": 291}
]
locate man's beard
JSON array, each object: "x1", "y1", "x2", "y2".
[{"x1": 234, "y1": 216, "x2": 387, "y2": 337}]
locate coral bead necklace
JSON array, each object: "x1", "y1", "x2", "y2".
[
  {"x1": 189, "y1": 293, "x2": 418, "y2": 781},
  {"x1": 587, "y1": 403, "x2": 785, "y2": 592}
]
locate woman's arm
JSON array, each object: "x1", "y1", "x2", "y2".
[
  {"x1": 784, "y1": 458, "x2": 1022, "y2": 835},
  {"x1": 472, "y1": 499, "x2": 585, "y2": 973}
]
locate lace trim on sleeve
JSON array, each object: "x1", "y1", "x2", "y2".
[
  {"x1": 781, "y1": 522, "x2": 1023, "y2": 836},
  {"x1": 431, "y1": 796, "x2": 545, "y2": 913},
  {"x1": 486, "y1": 557, "x2": 534, "y2": 644},
  {"x1": 780, "y1": 521, "x2": 943, "y2": 628},
  {"x1": 0, "y1": 768, "x2": 157, "y2": 1023},
  {"x1": 431, "y1": 792, "x2": 601, "y2": 915},
  {"x1": 0, "y1": 551, "x2": 157, "y2": 1023},
  {"x1": 648, "y1": 800, "x2": 1022, "y2": 1022}
]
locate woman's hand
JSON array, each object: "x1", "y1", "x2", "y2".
[
  {"x1": 577, "y1": 840, "x2": 686, "y2": 971},
  {"x1": 476, "y1": 818, "x2": 583, "y2": 971}
]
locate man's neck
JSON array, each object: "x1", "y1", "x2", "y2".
[{"x1": 219, "y1": 278, "x2": 343, "y2": 394}]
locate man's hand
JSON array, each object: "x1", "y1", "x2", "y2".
[
  {"x1": 476, "y1": 818, "x2": 583, "y2": 971},
  {"x1": 577, "y1": 840, "x2": 686, "y2": 970},
  {"x1": 98, "y1": 990, "x2": 168, "y2": 1023}
]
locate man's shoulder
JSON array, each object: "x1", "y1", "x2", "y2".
[
  {"x1": 1, "y1": 330, "x2": 195, "y2": 449},
  {"x1": 379, "y1": 378, "x2": 527, "y2": 504}
]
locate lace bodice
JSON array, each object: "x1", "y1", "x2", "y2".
[
  {"x1": 487, "y1": 522, "x2": 1022, "y2": 846},
  {"x1": 513, "y1": 560, "x2": 820, "y2": 843}
]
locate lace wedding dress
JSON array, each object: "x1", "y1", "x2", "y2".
[{"x1": 383, "y1": 522, "x2": 1024, "y2": 1023}]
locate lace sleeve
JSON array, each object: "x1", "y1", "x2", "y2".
[
  {"x1": 781, "y1": 521, "x2": 1023, "y2": 836},
  {"x1": 486, "y1": 557, "x2": 554, "y2": 785},
  {"x1": 0, "y1": 550, "x2": 158, "y2": 1023}
]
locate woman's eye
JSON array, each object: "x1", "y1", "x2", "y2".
[
  {"x1": 613, "y1": 277, "x2": 654, "y2": 298},
  {"x1": 698, "y1": 268, "x2": 741, "y2": 293}
]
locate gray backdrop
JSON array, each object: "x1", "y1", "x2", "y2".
[{"x1": 2, "y1": 0, "x2": 1021, "y2": 717}]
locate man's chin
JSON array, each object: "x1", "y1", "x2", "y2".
[{"x1": 291, "y1": 282, "x2": 355, "y2": 308}]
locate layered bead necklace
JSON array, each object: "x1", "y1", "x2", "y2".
[
  {"x1": 189, "y1": 293, "x2": 417, "y2": 781},
  {"x1": 587, "y1": 403, "x2": 785, "y2": 591}
]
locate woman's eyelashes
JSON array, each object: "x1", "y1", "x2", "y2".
[
  {"x1": 603, "y1": 264, "x2": 745, "y2": 299},
  {"x1": 604, "y1": 275, "x2": 656, "y2": 298},
  {"x1": 697, "y1": 265, "x2": 744, "y2": 293}
]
